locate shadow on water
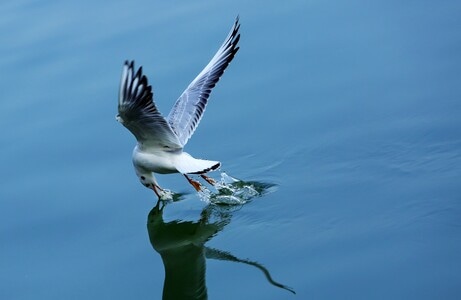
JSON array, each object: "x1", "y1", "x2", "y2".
[{"x1": 147, "y1": 198, "x2": 295, "y2": 299}]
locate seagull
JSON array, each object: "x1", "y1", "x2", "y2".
[{"x1": 116, "y1": 18, "x2": 240, "y2": 198}]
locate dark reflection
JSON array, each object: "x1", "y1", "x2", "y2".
[{"x1": 147, "y1": 200, "x2": 295, "y2": 299}]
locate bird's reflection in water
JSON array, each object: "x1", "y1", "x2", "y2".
[{"x1": 147, "y1": 200, "x2": 295, "y2": 300}]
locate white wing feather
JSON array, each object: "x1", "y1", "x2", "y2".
[{"x1": 167, "y1": 17, "x2": 241, "y2": 146}]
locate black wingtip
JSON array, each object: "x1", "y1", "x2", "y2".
[
  {"x1": 135, "y1": 65, "x2": 143, "y2": 78},
  {"x1": 125, "y1": 60, "x2": 146, "y2": 85},
  {"x1": 189, "y1": 162, "x2": 221, "y2": 175},
  {"x1": 124, "y1": 60, "x2": 135, "y2": 70}
]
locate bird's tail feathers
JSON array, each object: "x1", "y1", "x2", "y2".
[{"x1": 175, "y1": 153, "x2": 220, "y2": 174}]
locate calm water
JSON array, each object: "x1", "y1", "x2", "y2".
[{"x1": 1, "y1": 0, "x2": 461, "y2": 299}]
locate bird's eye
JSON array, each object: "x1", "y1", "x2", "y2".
[{"x1": 141, "y1": 176, "x2": 146, "y2": 180}]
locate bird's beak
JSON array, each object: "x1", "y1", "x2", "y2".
[{"x1": 150, "y1": 184, "x2": 161, "y2": 198}]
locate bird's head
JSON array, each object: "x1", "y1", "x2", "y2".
[
  {"x1": 137, "y1": 172, "x2": 168, "y2": 198},
  {"x1": 138, "y1": 173, "x2": 155, "y2": 189}
]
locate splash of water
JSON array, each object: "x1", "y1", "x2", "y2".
[
  {"x1": 156, "y1": 172, "x2": 276, "y2": 204},
  {"x1": 198, "y1": 172, "x2": 276, "y2": 205}
]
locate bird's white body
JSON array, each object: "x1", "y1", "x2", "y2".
[
  {"x1": 117, "y1": 18, "x2": 240, "y2": 197},
  {"x1": 133, "y1": 145, "x2": 179, "y2": 175},
  {"x1": 132, "y1": 145, "x2": 219, "y2": 175}
]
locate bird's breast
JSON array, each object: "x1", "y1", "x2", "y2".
[{"x1": 132, "y1": 147, "x2": 179, "y2": 174}]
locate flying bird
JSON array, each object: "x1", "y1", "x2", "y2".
[{"x1": 117, "y1": 18, "x2": 240, "y2": 198}]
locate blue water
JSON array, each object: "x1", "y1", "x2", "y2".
[{"x1": 1, "y1": 0, "x2": 461, "y2": 299}]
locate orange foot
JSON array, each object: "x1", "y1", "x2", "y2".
[
  {"x1": 184, "y1": 175, "x2": 202, "y2": 191},
  {"x1": 201, "y1": 174, "x2": 216, "y2": 185}
]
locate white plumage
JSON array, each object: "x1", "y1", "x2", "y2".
[{"x1": 117, "y1": 18, "x2": 241, "y2": 197}]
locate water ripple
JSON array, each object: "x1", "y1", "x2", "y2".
[{"x1": 198, "y1": 172, "x2": 277, "y2": 205}]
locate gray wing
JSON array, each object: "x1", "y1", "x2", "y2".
[
  {"x1": 167, "y1": 17, "x2": 241, "y2": 146},
  {"x1": 118, "y1": 61, "x2": 182, "y2": 150}
]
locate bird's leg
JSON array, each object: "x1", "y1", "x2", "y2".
[
  {"x1": 184, "y1": 174, "x2": 202, "y2": 192},
  {"x1": 201, "y1": 174, "x2": 216, "y2": 186}
]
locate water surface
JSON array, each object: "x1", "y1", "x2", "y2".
[{"x1": 1, "y1": 0, "x2": 461, "y2": 299}]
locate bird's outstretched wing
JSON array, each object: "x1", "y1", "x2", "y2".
[
  {"x1": 118, "y1": 61, "x2": 182, "y2": 150},
  {"x1": 167, "y1": 17, "x2": 241, "y2": 146}
]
